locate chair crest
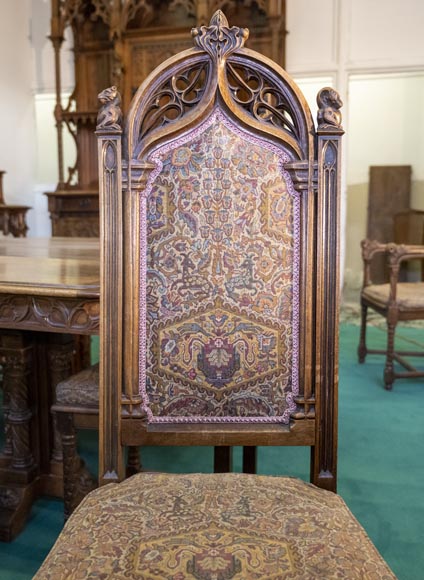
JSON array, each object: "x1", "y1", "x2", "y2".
[
  {"x1": 191, "y1": 10, "x2": 249, "y2": 60},
  {"x1": 126, "y1": 11, "x2": 315, "y2": 161}
]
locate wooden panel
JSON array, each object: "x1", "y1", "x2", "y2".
[{"x1": 367, "y1": 165, "x2": 411, "y2": 283}]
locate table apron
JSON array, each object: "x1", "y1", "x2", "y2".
[{"x1": 0, "y1": 293, "x2": 99, "y2": 335}]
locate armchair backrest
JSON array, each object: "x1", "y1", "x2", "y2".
[{"x1": 97, "y1": 11, "x2": 344, "y2": 487}]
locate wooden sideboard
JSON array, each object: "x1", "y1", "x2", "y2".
[
  {"x1": 0, "y1": 171, "x2": 30, "y2": 238},
  {"x1": 45, "y1": 190, "x2": 99, "y2": 237}
]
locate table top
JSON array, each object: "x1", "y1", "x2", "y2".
[{"x1": 0, "y1": 237, "x2": 100, "y2": 298}]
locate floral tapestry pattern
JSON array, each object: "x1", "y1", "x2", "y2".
[
  {"x1": 141, "y1": 109, "x2": 300, "y2": 423},
  {"x1": 35, "y1": 473, "x2": 396, "y2": 580}
]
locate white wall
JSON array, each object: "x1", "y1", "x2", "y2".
[
  {"x1": 1, "y1": 0, "x2": 424, "y2": 248},
  {"x1": 0, "y1": 0, "x2": 37, "y2": 230},
  {"x1": 287, "y1": 0, "x2": 424, "y2": 290}
]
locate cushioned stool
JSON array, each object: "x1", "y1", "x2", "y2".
[{"x1": 35, "y1": 473, "x2": 395, "y2": 579}]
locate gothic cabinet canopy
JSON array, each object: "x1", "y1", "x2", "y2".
[
  {"x1": 97, "y1": 11, "x2": 343, "y2": 491},
  {"x1": 48, "y1": 0, "x2": 286, "y2": 236}
]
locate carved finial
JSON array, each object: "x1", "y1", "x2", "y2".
[
  {"x1": 97, "y1": 86, "x2": 123, "y2": 132},
  {"x1": 191, "y1": 10, "x2": 249, "y2": 61},
  {"x1": 317, "y1": 87, "x2": 343, "y2": 130}
]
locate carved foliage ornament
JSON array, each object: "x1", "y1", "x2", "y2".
[{"x1": 192, "y1": 10, "x2": 249, "y2": 61}]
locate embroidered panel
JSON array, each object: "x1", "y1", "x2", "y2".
[{"x1": 140, "y1": 109, "x2": 300, "y2": 423}]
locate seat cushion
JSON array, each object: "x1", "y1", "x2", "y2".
[
  {"x1": 363, "y1": 282, "x2": 424, "y2": 311},
  {"x1": 34, "y1": 473, "x2": 395, "y2": 579},
  {"x1": 55, "y1": 363, "x2": 99, "y2": 407}
]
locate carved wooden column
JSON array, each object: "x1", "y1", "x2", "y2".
[
  {"x1": 312, "y1": 88, "x2": 344, "y2": 492},
  {"x1": 96, "y1": 87, "x2": 124, "y2": 485},
  {"x1": 0, "y1": 331, "x2": 37, "y2": 541}
]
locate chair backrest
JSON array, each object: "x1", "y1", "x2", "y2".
[{"x1": 97, "y1": 11, "x2": 344, "y2": 489}]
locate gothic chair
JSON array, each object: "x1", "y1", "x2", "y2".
[
  {"x1": 34, "y1": 13, "x2": 396, "y2": 580},
  {"x1": 358, "y1": 239, "x2": 424, "y2": 389}
]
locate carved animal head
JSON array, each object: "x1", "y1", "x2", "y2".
[
  {"x1": 98, "y1": 86, "x2": 119, "y2": 104},
  {"x1": 317, "y1": 88, "x2": 343, "y2": 110}
]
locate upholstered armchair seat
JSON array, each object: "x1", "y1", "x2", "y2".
[
  {"x1": 362, "y1": 282, "x2": 424, "y2": 311},
  {"x1": 55, "y1": 363, "x2": 99, "y2": 409},
  {"x1": 34, "y1": 472, "x2": 395, "y2": 580}
]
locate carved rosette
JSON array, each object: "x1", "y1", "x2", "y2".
[{"x1": 192, "y1": 10, "x2": 249, "y2": 61}]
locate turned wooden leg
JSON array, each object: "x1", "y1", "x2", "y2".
[
  {"x1": 47, "y1": 336, "x2": 75, "y2": 465},
  {"x1": 126, "y1": 446, "x2": 142, "y2": 477},
  {"x1": 384, "y1": 319, "x2": 397, "y2": 390},
  {"x1": 57, "y1": 412, "x2": 78, "y2": 520},
  {"x1": 56, "y1": 412, "x2": 96, "y2": 520},
  {"x1": 214, "y1": 447, "x2": 232, "y2": 472},
  {"x1": 242, "y1": 446, "x2": 257, "y2": 474},
  {"x1": 358, "y1": 302, "x2": 368, "y2": 363}
]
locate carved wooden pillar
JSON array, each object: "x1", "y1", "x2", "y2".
[
  {"x1": 96, "y1": 87, "x2": 124, "y2": 485},
  {"x1": 312, "y1": 88, "x2": 344, "y2": 492},
  {"x1": 49, "y1": 0, "x2": 65, "y2": 188},
  {"x1": 0, "y1": 335, "x2": 35, "y2": 473}
]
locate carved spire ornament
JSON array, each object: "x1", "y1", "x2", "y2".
[
  {"x1": 316, "y1": 87, "x2": 343, "y2": 130},
  {"x1": 96, "y1": 86, "x2": 123, "y2": 132},
  {"x1": 192, "y1": 10, "x2": 249, "y2": 61}
]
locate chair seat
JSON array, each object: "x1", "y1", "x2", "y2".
[
  {"x1": 34, "y1": 473, "x2": 395, "y2": 579},
  {"x1": 55, "y1": 363, "x2": 99, "y2": 408},
  {"x1": 363, "y1": 282, "x2": 424, "y2": 311}
]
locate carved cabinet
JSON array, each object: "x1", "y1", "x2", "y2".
[{"x1": 49, "y1": 0, "x2": 286, "y2": 237}]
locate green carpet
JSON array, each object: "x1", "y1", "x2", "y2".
[{"x1": 0, "y1": 324, "x2": 423, "y2": 579}]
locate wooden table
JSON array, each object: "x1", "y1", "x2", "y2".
[{"x1": 0, "y1": 237, "x2": 99, "y2": 541}]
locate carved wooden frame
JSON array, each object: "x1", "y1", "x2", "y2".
[{"x1": 98, "y1": 11, "x2": 343, "y2": 490}]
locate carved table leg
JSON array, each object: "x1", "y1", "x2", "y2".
[{"x1": 0, "y1": 331, "x2": 38, "y2": 542}]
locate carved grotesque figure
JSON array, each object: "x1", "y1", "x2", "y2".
[
  {"x1": 97, "y1": 86, "x2": 122, "y2": 131},
  {"x1": 317, "y1": 88, "x2": 343, "y2": 128}
]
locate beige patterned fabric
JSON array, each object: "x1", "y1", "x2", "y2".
[
  {"x1": 363, "y1": 282, "x2": 424, "y2": 311},
  {"x1": 55, "y1": 363, "x2": 99, "y2": 407},
  {"x1": 143, "y1": 112, "x2": 300, "y2": 423},
  {"x1": 35, "y1": 473, "x2": 396, "y2": 579}
]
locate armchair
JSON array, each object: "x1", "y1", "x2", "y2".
[{"x1": 358, "y1": 239, "x2": 424, "y2": 388}]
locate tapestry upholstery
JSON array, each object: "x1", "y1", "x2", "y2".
[
  {"x1": 34, "y1": 473, "x2": 396, "y2": 580},
  {"x1": 141, "y1": 109, "x2": 300, "y2": 424},
  {"x1": 55, "y1": 363, "x2": 99, "y2": 407},
  {"x1": 363, "y1": 283, "x2": 424, "y2": 311}
]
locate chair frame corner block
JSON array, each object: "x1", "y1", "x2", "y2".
[{"x1": 96, "y1": 12, "x2": 344, "y2": 492}]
